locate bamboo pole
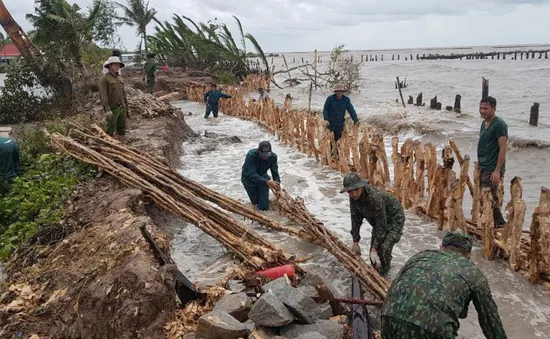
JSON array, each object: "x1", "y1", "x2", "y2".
[{"x1": 481, "y1": 187, "x2": 495, "y2": 259}]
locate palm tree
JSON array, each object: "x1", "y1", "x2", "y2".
[
  {"x1": 115, "y1": 0, "x2": 157, "y2": 55},
  {"x1": 26, "y1": 0, "x2": 109, "y2": 71}
]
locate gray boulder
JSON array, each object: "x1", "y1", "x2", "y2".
[
  {"x1": 280, "y1": 287, "x2": 320, "y2": 324},
  {"x1": 318, "y1": 303, "x2": 333, "y2": 319},
  {"x1": 248, "y1": 291, "x2": 295, "y2": 327},
  {"x1": 213, "y1": 292, "x2": 252, "y2": 321},
  {"x1": 281, "y1": 320, "x2": 344, "y2": 339},
  {"x1": 249, "y1": 326, "x2": 279, "y2": 339},
  {"x1": 297, "y1": 285, "x2": 318, "y2": 298},
  {"x1": 263, "y1": 277, "x2": 292, "y2": 294},
  {"x1": 195, "y1": 310, "x2": 248, "y2": 339},
  {"x1": 295, "y1": 332, "x2": 327, "y2": 339}
]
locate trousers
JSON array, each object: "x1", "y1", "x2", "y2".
[
  {"x1": 381, "y1": 316, "x2": 447, "y2": 339},
  {"x1": 480, "y1": 170, "x2": 506, "y2": 226},
  {"x1": 106, "y1": 106, "x2": 127, "y2": 136},
  {"x1": 205, "y1": 104, "x2": 219, "y2": 118},
  {"x1": 243, "y1": 175, "x2": 271, "y2": 210}
]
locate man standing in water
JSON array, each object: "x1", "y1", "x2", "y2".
[
  {"x1": 478, "y1": 96, "x2": 508, "y2": 228},
  {"x1": 99, "y1": 56, "x2": 129, "y2": 140},
  {"x1": 203, "y1": 83, "x2": 232, "y2": 118},
  {"x1": 0, "y1": 130, "x2": 20, "y2": 184},
  {"x1": 322, "y1": 84, "x2": 360, "y2": 143},
  {"x1": 143, "y1": 53, "x2": 157, "y2": 94},
  {"x1": 381, "y1": 231, "x2": 507, "y2": 339},
  {"x1": 257, "y1": 87, "x2": 270, "y2": 102},
  {"x1": 340, "y1": 172, "x2": 404, "y2": 277},
  {"x1": 241, "y1": 141, "x2": 280, "y2": 211}
]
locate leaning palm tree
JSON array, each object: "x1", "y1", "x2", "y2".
[{"x1": 115, "y1": 0, "x2": 157, "y2": 54}]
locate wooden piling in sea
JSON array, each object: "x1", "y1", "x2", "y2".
[
  {"x1": 482, "y1": 77, "x2": 489, "y2": 98},
  {"x1": 529, "y1": 102, "x2": 540, "y2": 126},
  {"x1": 454, "y1": 95, "x2": 462, "y2": 113}
]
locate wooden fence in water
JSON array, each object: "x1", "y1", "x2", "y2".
[{"x1": 186, "y1": 79, "x2": 550, "y2": 287}]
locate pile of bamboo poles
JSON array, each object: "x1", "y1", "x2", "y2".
[
  {"x1": 186, "y1": 81, "x2": 550, "y2": 286},
  {"x1": 49, "y1": 123, "x2": 390, "y2": 299},
  {"x1": 48, "y1": 124, "x2": 291, "y2": 270},
  {"x1": 128, "y1": 93, "x2": 177, "y2": 118},
  {"x1": 276, "y1": 189, "x2": 389, "y2": 300}
]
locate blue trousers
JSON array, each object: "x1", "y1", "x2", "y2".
[
  {"x1": 205, "y1": 104, "x2": 219, "y2": 117},
  {"x1": 243, "y1": 175, "x2": 271, "y2": 210}
]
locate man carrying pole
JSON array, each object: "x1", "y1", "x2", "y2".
[
  {"x1": 340, "y1": 172, "x2": 404, "y2": 277},
  {"x1": 203, "y1": 83, "x2": 232, "y2": 118}
]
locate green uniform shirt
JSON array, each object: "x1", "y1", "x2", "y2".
[
  {"x1": 382, "y1": 250, "x2": 507, "y2": 338},
  {"x1": 240, "y1": 149, "x2": 280, "y2": 187},
  {"x1": 0, "y1": 137, "x2": 20, "y2": 181},
  {"x1": 477, "y1": 116, "x2": 508, "y2": 172},
  {"x1": 98, "y1": 72, "x2": 128, "y2": 112},
  {"x1": 350, "y1": 186, "x2": 404, "y2": 247},
  {"x1": 144, "y1": 60, "x2": 157, "y2": 79}
]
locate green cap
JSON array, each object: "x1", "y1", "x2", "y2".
[
  {"x1": 442, "y1": 230, "x2": 473, "y2": 252},
  {"x1": 339, "y1": 172, "x2": 369, "y2": 193}
]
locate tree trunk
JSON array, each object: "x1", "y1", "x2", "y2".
[{"x1": 143, "y1": 30, "x2": 147, "y2": 55}]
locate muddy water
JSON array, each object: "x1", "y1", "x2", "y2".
[{"x1": 170, "y1": 101, "x2": 550, "y2": 338}]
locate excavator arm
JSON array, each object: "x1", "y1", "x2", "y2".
[{"x1": 0, "y1": 0, "x2": 41, "y2": 60}]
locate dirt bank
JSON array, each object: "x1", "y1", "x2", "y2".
[
  {"x1": 123, "y1": 67, "x2": 216, "y2": 101},
  {"x1": 0, "y1": 92, "x2": 196, "y2": 338}
]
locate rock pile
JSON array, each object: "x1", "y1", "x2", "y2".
[{"x1": 192, "y1": 274, "x2": 346, "y2": 339}]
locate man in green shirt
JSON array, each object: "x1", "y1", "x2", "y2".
[
  {"x1": 143, "y1": 53, "x2": 157, "y2": 94},
  {"x1": 382, "y1": 231, "x2": 507, "y2": 339},
  {"x1": 99, "y1": 56, "x2": 130, "y2": 141},
  {"x1": 0, "y1": 136, "x2": 20, "y2": 183},
  {"x1": 477, "y1": 96, "x2": 508, "y2": 227}
]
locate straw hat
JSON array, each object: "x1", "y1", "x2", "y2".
[
  {"x1": 333, "y1": 84, "x2": 346, "y2": 92},
  {"x1": 104, "y1": 56, "x2": 125, "y2": 68}
]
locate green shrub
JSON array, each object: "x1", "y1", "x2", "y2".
[
  {"x1": 217, "y1": 71, "x2": 237, "y2": 85},
  {"x1": 0, "y1": 120, "x2": 95, "y2": 258}
]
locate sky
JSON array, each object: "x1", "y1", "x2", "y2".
[{"x1": 4, "y1": 0, "x2": 550, "y2": 53}]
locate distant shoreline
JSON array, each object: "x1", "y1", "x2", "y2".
[{"x1": 269, "y1": 42, "x2": 550, "y2": 55}]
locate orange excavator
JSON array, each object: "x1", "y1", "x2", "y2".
[{"x1": 0, "y1": 0, "x2": 41, "y2": 60}]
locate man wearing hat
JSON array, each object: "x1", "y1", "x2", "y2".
[
  {"x1": 241, "y1": 141, "x2": 281, "y2": 211},
  {"x1": 203, "y1": 83, "x2": 232, "y2": 118},
  {"x1": 102, "y1": 49, "x2": 122, "y2": 75},
  {"x1": 323, "y1": 84, "x2": 360, "y2": 143},
  {"x1": 257, "y1": 87, "x2": 270, "y2": 102},
  {"x1": 143, "y1": 53, "x2": 157, "y2": 93},
  {"x1": 99, "y1": 56, "x2": 130, "y2": 140},
  {"x1": 381, "y1": 231, "x2": 507, "y2": 339},
  {"x1": 341, "y1": 172, "x2": 404, "y2": 276}
]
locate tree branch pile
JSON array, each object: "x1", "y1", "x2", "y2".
[{"x1": 48, "y1": 124, "x2": 292, "y2": 270}]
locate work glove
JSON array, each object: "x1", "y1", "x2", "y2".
[
  {"x1": 369, "y1": 249, "x2": 381, "y2": 268},
  {"x1": 351, "y1": 242, "x2": 361, "y2": 255}
]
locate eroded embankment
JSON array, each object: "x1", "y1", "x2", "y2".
[{"x1": 0, "y1": 94, "x2": 195, "y2": 339}]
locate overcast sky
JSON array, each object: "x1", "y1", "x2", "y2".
[{"x1": 4, "y1": 0, "x2": 550, "y2": 53}]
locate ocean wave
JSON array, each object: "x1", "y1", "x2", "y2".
[
  {"x1": 364, "y1": 114, "x2": 444, "y2": 135},
  {"x1": 508, "y1": 136, "x2": 550, "y2": 149}
]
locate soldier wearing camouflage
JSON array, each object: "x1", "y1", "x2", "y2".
[
  {"x1": 381, "y1": 231, "x2": 507, "y2": 339},
  {"x1": 340, "y1": 172, "x2": 405, "y2": 276}
]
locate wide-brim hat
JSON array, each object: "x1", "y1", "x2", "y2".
[
  {"x1": 339, "y1": 172, "x2": 369, "y2": 193},
  {"x1": 333, "y1": 84, "x2": 346, "y2": 92},
  {"x1": 104, "y1": 56, "x2": 125, "y2": 68}
]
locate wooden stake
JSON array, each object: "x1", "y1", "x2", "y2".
[
  {"x1": 481, "y1": 187, "x2": 495, "y2": 259},
  {"x1": 396, "y1": 76, "x2": 406, "y2": 108}
]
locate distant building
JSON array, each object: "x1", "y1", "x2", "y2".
[
  {"x1": 0, "y1": 44, "x2": 20, "y2": 64},
  {"x1": 120, "y1": 53, "x2": 141, "y2": 65}
]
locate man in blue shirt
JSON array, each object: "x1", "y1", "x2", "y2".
[
  {"x1": 0, "y1": 136, "x2": 21, "y2": 183},
  {"x1": 322, "y1": 84, "x2": 360, "y2": 142},
  {"x1": 203, "y1": 83, "x2": 232, "y2": 118},
  {"x1": 241, "y1": 141, "x2": 281, "y2": 211}
]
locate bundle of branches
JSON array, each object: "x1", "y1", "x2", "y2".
[
  {"x1": 47, "y1": 124, "x2": 292, "y2": 270},
  {"x1": 128, "y1": 93, "x2": 177, "y2": 118},
  {"x1": 275, "y1": 189, "x2": 389, "y2": 300}
]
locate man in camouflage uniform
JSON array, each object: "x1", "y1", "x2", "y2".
[
  {"x1": 381, "y1": 231, "x2": 507, "y2": 339},
  {"x1": 340, "y1": 172, "x2": 404, "y2": 276}
]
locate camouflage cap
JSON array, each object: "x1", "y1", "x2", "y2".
[
  {"x1": 339, "y1": 172, "x2": 369, "y2": 193},
  {"x1": 442, "y1": 230, "x2": 473, "y2": 252}
]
